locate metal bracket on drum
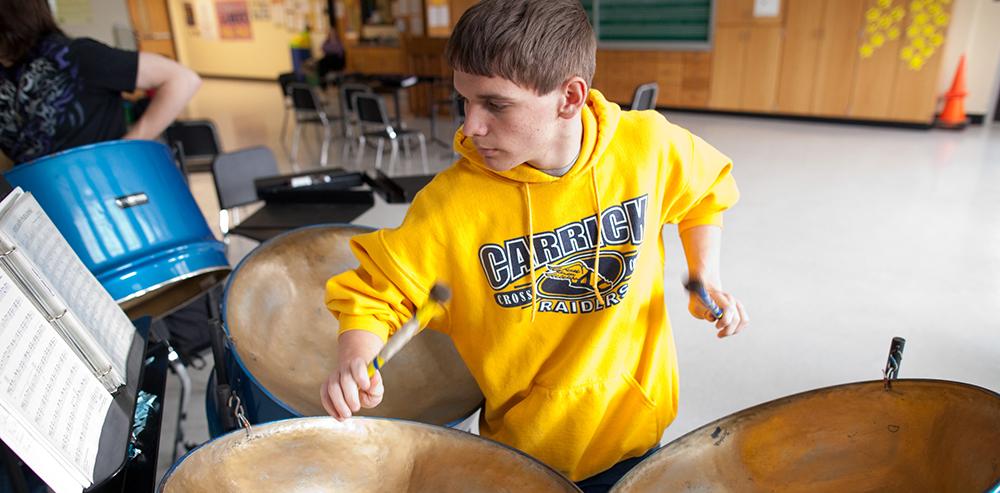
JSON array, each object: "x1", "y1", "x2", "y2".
[
  {"x1": 227, "y1": 392, "x2": 253, "y2": 437},
  {"x1": 882, "y1": 337, "x2": 906, "y2": 390}
]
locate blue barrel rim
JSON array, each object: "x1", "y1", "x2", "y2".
[
  {"x1": 157, "y1": 415, "x2": 581, "y2": 492},
  {"x1": 12, "y1": 139, "x2": 168, "y2": 168},
  {"x1": 220, "y1": 223, "x2": 378, "y2": 419}
]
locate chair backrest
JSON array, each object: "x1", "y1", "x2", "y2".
[
  {"x1": 164, "y1": 119, "x2": 221, "y2": 162},
  {"x1": 288, "y1": 82, "x2": 322, "y2": 112},
  {"x1": 340, "y1": 83, "x2": 373, "y2": 115},
  {"x1": 278, "y1": 72, "x2": 302, "y2": 96},
  {"x1": 212, "y1": 146, "x2": 280, "y2": 211},
  {"x1": 352, "y1": 92, "x2": 392, "y2": 129},
  {"x1": 630, "y1": 82, "x2": 659, "y2": 111}
]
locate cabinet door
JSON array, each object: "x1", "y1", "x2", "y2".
[
  {"x1": 849, "y1": 0, "x2": 905, "y2": 119},
  {"x1": 776, "y1": 0, "x2": 825, "y2": 114},
  {"x1": 887, "y1": 0, "x2": 953, "y2": 122},
  {"x1": 742, "y1": 25, "x2": 784, "y2": 112},
  {"x1": 715, "y1": 0, "x2": 755, "y2": 24},
  {"x1": 709, "y1": 26, "x2": 748, "y2": 110},
  {"x1": 812, "y1": 0, "x2": 866, "y2": 116}
]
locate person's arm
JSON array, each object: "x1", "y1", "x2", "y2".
[
  {"x1": 122, "y1": 52, "x2": 201, "y2": 140},
  {"x1": 0, "y1": 151, "x2": 12, "y2": 173},
  {"x1": 320, "y1": 329, "x2": 385, "y2": 421},
  {"x1": 679, "y1": 224, "x2": 748, "y2": 338}
]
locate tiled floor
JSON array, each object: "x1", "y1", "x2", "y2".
[{"x1": 155, "y1": 78, "x2": 1000, "y2": 481}]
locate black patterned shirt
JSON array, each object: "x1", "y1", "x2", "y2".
[{"x1": 0, "y1": 34, "x2": 138, "y2": 164}]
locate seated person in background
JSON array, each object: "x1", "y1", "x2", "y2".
[
  {"x1": 0, "y1": 0, "x2": 202, "y2": 169},
  {"x1": 321, "y1": 1, "x2": 749, "y2": 492},
  {"x1": 316, "y1": 27, "x2": 346, "y2": 85}
]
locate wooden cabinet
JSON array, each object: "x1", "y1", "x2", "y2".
[
  {"x1": 777, "y1": 0, "x2": 865, "y2": 116},
  {"x1": 593, "y1": 50, "x2": 712, "y2": 108},
  {"x1": 812, "y1": 0, "x2": 866, "y2": 116},
  {"x1": 715, "y1": 0, "x2": 783, "y2": 25},
  {"x1": 709, "y1": 25, "x2": 783, "y2": 112}
]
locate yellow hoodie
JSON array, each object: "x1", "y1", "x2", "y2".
[{"x1": 326, "y1": 89, "x2": 738, "y2": 481}]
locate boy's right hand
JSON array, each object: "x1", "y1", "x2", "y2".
[{"x1": 320, "y1": 357, "x2": 384, "y2": 421}]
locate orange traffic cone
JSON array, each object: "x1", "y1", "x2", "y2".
[{"x1": 937, "y1": 54, "x2": 968, "y2": 129}]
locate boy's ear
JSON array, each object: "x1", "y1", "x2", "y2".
[{"x1": 558, "y1": 76, "x2": 589, "y2": 118}]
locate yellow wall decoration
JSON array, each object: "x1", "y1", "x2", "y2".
[
  {"x1": 860, "y1": 0, "x2": 905, "y2": 58},
  {"x1": 859, "y1": 0, "x2": 950, "y2": 71},
  {"x1": 899, "y1": 0, "x2": 950, "y2": 70}
]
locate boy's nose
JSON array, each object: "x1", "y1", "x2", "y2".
[{"x1": 463, "y1": 106, "x2": 488, "y2": 137}]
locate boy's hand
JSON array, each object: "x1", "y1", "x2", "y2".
[
  {"x1": 688, "y1": 285, "x2": 748, "y2": 338},
  {"x1": 321, "y1": 357, "x2": 384, "y2": 421}
]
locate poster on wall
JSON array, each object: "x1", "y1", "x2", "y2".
[
  {"x1": 183, "y1": 2, "x2": 196, "y2": 27},
  {"x1": 217, "y1": 1, "x2": 254, "y2": 40},
  {"x1": 250, "y1": 0, "x2": 271, "y2": 20},
  {"x1": 196, "y1": 0, "x2": 219, "y2": 40}
]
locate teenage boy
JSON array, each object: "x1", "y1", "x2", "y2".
[{"x1": 322, "y1": 0, "x2": 748, "y2": 489}]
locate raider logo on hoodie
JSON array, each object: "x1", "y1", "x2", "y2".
[{"x1": 479, "y1": 194, "x2": 647, "y2": 313}]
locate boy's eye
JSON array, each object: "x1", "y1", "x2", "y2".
[{"x1": 487, "y1": 101, "x2": 508, "y2": 112}]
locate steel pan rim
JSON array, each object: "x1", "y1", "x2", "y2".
[
  {"x1": 157, "y1": 416, "x2": 582, "y2": 493},
  {"x1": 11, "y1": 139, "x2": 168, "y2": 168},
  {"x1": 219, "y1": 223, "x2": 377, "y2": 419},
  {"x1": 611, "y1": 378, "x2": 1000, "y2": 492}
]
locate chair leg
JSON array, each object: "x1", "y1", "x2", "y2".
[
  {"x1": 280, "y1": 108, "x2": 289, "y2": 145},
  {"x1": 320, "y1": 122, "x2": 331, "y2": 167},
  {"x1": 291, "y1": 124, "x2": 302, "y2": 164},
  {"x1": 355, "y1": 136, "x2": 366, "y2": 169},
  {"x1": 388, "y1": 139, "x2": 400, "y2": 176},
  {"x1": 418, "y1": 134, "x2": 429, "y2": 174},
  {"x1": 374, "y1": 138, "x2": 385, "y2": 171}
]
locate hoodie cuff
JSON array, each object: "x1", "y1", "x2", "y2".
[
  {"x1": 336, "y1": 316, "x2": 390, "y2": 342},
  {"x1": 678, "y1": 213, "x2": 724, "y2": 234}
]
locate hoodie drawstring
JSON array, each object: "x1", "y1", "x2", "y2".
[
  {"x1": 523, "y1": 184, "x2": 538, "y2": 322},
  {"x1": 590, "y1": 165, "x2": 605, "y2": 306}
]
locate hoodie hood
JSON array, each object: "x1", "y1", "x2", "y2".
[{"x1": 453, "y1": 89, "x2": 622, "y2": 184}]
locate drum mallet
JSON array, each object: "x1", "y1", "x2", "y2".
[
  {"x1": 368, "y1": 283, "x2": 452, "y2": 378},
  {"x1": 683, "y1": 278, "x2": 724, "y2": 322}
]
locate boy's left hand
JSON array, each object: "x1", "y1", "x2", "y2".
[{"x1": 688, "y1": 286, "x2": 748, "y2": 338}]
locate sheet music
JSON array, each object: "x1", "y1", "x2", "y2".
[
  {"x1": 0, "y1": 269, "x2": 111, "y2": 491},
  {"x1": 0, "y1": 193, "x2": 133, "y2": 376}
]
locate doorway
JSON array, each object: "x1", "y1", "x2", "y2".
[{"x1": 126, "y1": 0, "x2": 177, "y2": 60}]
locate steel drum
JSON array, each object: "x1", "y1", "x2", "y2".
[
  {"x1": 3, "y1": 140, "x2": 229, "y2": 317},
  {"x1": 611, "y1": 379, "x2": 1000, "y2": 492},
  {"x1": 160, "y1": 417, "x2": 579, "y2": 492},
  {"x1": 215, "y1": 225, "x2": 483, "y2": 432}
]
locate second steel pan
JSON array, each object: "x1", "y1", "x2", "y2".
[
  {"x1": 219, "y1": 225, "x2": 484, "y2": 428},
  {"x1": 611, "y1": 379, "x2": 1000, "y2": 492}
]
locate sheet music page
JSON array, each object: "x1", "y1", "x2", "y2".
[
  {"x1": 0, "y1": 193, "x2": 133, "y2": 375},
  {"x1": 0, "y1": 268, "x2": 111, "y2": 491}
]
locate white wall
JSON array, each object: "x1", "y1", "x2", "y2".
[
  {"x1": 938, "y1": 0, "x2": 1000, "y2": 117},
  {"x1": 55, "y1": 0, "x2": 132, "y2": 47}
]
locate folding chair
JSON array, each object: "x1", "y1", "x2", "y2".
[
  {"x1": 630, "y1": 82, "x2": 659, "y2": 111},
  {"x1": 352, "y1": 92, "x2": 429, "y2": 175},
  {"x1": 164, "y1": 119, "x2": 222, "y2": 173},
  {"x1": 211, "y1": 146, "x2": 279, "y2": 240},
  {"x1": 288, "y1": 82, "x2": 341, "y2": 167},
  {"x1": 277, "y1": 72, "x2": 304, "y2": 147}
]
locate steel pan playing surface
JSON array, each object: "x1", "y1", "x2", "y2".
[{"x1": 222, "y1": 225, "x2": 483, "y2": 425}]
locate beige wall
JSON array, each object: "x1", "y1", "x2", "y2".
[
  {"x1": 57, "y1": 0, "x2": 132, "y2": 47},
  {"x1": 938, "y1": 0, "x2": 1000, "y2": 116},
  {"x1": 167, "y1": 0, "x2": 328, "y2": 80}
]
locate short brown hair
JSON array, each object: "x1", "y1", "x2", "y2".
[
  {"x1": 445, "y1": 0, "x2": 596, "y2": 95},
  {"x1": 0, "y1": 0, "x2": 64, "y2": 64}
]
